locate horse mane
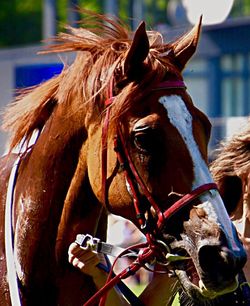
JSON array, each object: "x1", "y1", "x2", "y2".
[
  {"x1": 1, "y1": 11, "x2": 181, "y2": 151},
  {"x1": 211, "y1": 119, "x2": 250, "y2": 181}
]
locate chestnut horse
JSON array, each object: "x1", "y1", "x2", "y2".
[{"x1": 0, "y1": 13, "x2": 246, "y2": 306}]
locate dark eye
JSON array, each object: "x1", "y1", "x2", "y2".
[{"x1": 133, "y1": 127, "x2": 158, "y2": 153}]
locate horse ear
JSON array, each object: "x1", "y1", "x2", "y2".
[
  {"x1": 171, "y1": 16, "x2": 202, "y2": 71},
  {"x1": 124, "y1": 21, "x2": 149, "y2": 79}
]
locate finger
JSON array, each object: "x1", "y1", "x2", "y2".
[
  {"x1": 68, "y1": 252, "x2": 75, "y2": 264},
  {"x1": 68, "y1": 244, "x2": 99, "y2": 264},
  {"x1": 68, "y1": 243, "x2": 92, "y2": 261},
  {"x1": 72, "y1": 257, "x2": 85, "y2": 270},
  {"x1": 68, "y1": 242, "x2": 80, "y2": 256}
]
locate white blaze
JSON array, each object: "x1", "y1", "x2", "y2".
[{"x1": 159, "y1": 95, "x2": 240, "y2": 251}]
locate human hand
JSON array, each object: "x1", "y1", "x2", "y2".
[{"x1": 68, "y1": 242, "x2": 106, "y2": 277}]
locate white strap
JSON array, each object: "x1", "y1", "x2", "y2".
[{"x1": 5, "y1": 155, "x2": 22, "y2": 306}]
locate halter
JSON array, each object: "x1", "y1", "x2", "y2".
[{"x1": 95, "y1": 79, "x2": 218, "y2": 305}]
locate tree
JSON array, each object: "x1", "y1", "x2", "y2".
[
  {"x1": 231, "y1": 0, "x2": 250, "y2": 17},
  {"x1": 0, "y1": 0, "x2": 103, "y2": 47},
  {"x1": 0, "y1": 0, "x2": 42, "y2": 47}
]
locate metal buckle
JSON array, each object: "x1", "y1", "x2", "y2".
[{"x1": 75, "y1": 234, "x2": 100, "y2": 251}]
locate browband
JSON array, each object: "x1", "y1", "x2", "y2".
[{"x1": 154, "y1": 80, "x2": 186, "y2": 90}]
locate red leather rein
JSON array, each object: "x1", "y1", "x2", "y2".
[{"x1": 88, "y1": 80, "x2": 218, "y2": 305}]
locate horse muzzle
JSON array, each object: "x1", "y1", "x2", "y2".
[{"x1": 171, "y1": 203, "x2": 247, "y2": 300}]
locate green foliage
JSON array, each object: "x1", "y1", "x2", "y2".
[
  {"x1": 0, "y1": 0, "x2": 42, "y2": 47},
  {"x1": 231, "y1": 0, "x2": 250, "y2": 17},
  {"x1": 0, "y1": 0, "x2": 104, "y2": 47}
]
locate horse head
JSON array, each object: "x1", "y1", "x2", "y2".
[{"x1": 85, "y1": 19, "x2": 247, "y2": 302}]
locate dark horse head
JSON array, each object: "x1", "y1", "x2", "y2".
[{"x1": 0, "y1": 12, "x2": 246, "y2": 305}]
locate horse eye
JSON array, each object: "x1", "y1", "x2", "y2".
[{"x1": 133, "y1": 129, "x2": 155, "y2": 153}]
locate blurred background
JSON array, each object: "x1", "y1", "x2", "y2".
[{"x1": 1, "y1": 0, "x2": 250, "y2": 155}]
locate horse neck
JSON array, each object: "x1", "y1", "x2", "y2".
[{"x1": 13, "y1": 104, "x2": 105, "y2": 281}]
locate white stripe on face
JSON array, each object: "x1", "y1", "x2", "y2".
[
  {"x1": 159, "y1": 95, "x2": 240, "y2": 252},
  {"x1": 159, "y1": 95, "x2": 212, "y2": 189}
]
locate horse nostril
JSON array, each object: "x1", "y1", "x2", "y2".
[
  {"x1": 198, "y1": 245, "x2": 235, "y2": 276},
  {"x1": 199, "y1": 245, "x2": 219, "y2": 271}
]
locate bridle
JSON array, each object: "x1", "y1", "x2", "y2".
[
  {"x1": 92, "y1": 79, "x2": 218, "y2": 305},
  {"x1": 102, "y1": 78, "x2": 217, "y2": 242}
]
